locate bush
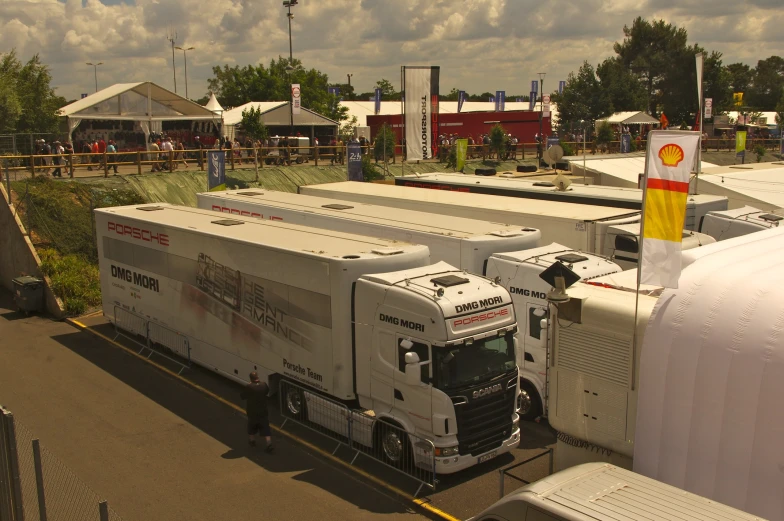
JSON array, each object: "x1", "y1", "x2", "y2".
[
  {"x1": 38, "y1": 248, "x2": 101, "y2": 315},
  {"x1": 754, "y1": 144, "x2": 767, "y2": 163},
  {"x1": 446, "y1": 147, "x2": 458, "y2": 170},
  {"x1": 362, "y1": 154, "x2": 384, "y2": 181},
  {"x1": 559, "y1": 141, "x2": 575, "y2": 156},
  {"x1": 489, "y1": 123, "x2": 508, "y2": 159},
  {"x1": 596, "y1": 121, "x2": 614, "y2": 145}
]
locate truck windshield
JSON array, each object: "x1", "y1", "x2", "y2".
[{"x1": 433, "y1": 333, "x2": 516, "y2": 391}]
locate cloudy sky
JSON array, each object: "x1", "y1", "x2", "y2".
[{"x1": 1, "y1": 0, "x2": 782, "y2": 102}]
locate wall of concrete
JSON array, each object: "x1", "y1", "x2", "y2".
[{"x1": 0, "y1": 183, "x2": 65, "y2": 318}]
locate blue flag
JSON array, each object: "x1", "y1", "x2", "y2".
[
  {"x1": 458, "y1": 90, "x2": 466, "y2": 113},
  {"x1": 531, "y1": 80, "x2": 538, "y2": 95},
  {"x1": 529, "y1": 91, "x2": 536, "y2": 111},
  {"x1": 495, "y1": 91, "x2": 505, "y2": 111},
  {"x1": 558, "y1": 81, "x2": 566, "y2": 94},
  {"x1": 374, "y1": 88, "x2": 382, "y2": 115},
  {"x1": 208, "y1": 151, "x2": 226, "y2": 191}
]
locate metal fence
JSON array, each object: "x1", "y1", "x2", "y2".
[
  {"x1": 0, "y1": 407, "x2": 123, "y2": 521},
  {"x1": 497, "y1": 448, "x2": 553, "y2": 499},
  {"x1": 113, "y1": 306, "x2": 191, "y2": 374},
  {"x1": 278, "y1": 379, "x2": 437, "y2": 495},
  {"x1": 0, "y1": 134, "x2": 59, "y2": 157}
]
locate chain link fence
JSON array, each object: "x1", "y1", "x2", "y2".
[{"x1": 1, "y1": 407, "x2": 123, "y2": 521}]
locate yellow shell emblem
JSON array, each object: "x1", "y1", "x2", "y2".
[{"x1": 658, "y1": 143, "x2": 684, "y2": 167}]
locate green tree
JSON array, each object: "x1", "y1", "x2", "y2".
[
  {"x1": 556, "y1": 61, "x2": 610, "y2": 134},
  {"x1": 0, "y1": 72, "x2": 21, "y2": 132},
  {"x1": 441, "y1": 88, "x2": 461, "y2": 101},
  {"x1": 596, "y1": 121, "x2": 614, "y2": 147},
  {"x1": 339, "y1": 115, "x2": 358, "y2": 142},
  {"x1": 375, "y1": 78, "x2": 398, "y2": 98},
  {"x1": 747, "y1": 56, "x2": 784, "y2": 110},
  {"x1": 0, "y1": 50, "x2": 64, "y2": 133},
  {"x1": 702, "y1": 51, "x2": 733, "y2": 115},
  {"x1": 596, "y1": 57, "x2": 647, "y2": 113},
  {"x1": 240, "y1": 106, "x2": 268, "y2": 141},
  {"x1": 774, "y1": 92, "x2": 784, "y2": 133},
  {"x1": 725, "y1": 62, "x2": 752, "y2": 95},
  {"x1": 373, "y1": 124, "x2": 396, "y2": 163},
  {"x1": 489, "y1": 123, "x2": 508, "y2": 159}
]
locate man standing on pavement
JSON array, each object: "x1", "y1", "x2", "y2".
[{"x1": 241, "y1": 372, "x2": 273, "y2": 453}]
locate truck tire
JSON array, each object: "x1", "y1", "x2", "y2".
[
  {"x1": 475, "y1": 167, "x2": 497, "y2": 176},
  {"x1": 284, "y1": 382, "x2": 307, "y2": 421},
  {"x1": 517, "y1": 165, "x2": 538, "y2": 173},
  {"x1": 374, "y1": 419, "x2": 411, "y2": 469},
  {"x1": 519, "y1": 381, "x2": 542, "y2": 422}
]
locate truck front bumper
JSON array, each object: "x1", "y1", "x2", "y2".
[{"x1": 434, "y1": 425, "x2": 520, "y2": 474}]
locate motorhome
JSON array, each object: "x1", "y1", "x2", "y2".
[{"x1": 96, "y1": 204, "x2": 521, "y2": 474}]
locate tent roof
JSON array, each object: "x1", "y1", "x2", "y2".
[
  {"x1": 599, "y1": 111, "x2": 660, "y2": 125},
  {"x1": 222, "y1": 101, "x2": 339, "y2": 127},
  {"x1": 204, "y1": 92, "x2": 224, "y2": 113},
  {"x1": 59, "y1": 82, "x2": 216, "y2": 121}
]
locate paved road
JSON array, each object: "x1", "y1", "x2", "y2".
[{"x1": 0, "y1": 290, "x2": 427, "y2": 521}]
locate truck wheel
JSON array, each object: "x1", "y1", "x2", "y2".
[
  {"x1": 375, "y1": 419, "x2": 410, "y2": 468},
  {"x1": 284, "y1": 384, "x2": 307, "y2": 420},
  {"x1": 519, "y1": 381, "x2": 542, "y2": 422}
]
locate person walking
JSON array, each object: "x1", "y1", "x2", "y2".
[
  {"x1": 241, "y1": 372, "x2": 273, "y2": 453},
  {"x1": 106, "y1": 140, "x2": 119, "y2": 174},
  {"x1": 51, "y1": 141, "x2": 63, "y2": 177},
  {"x1": 193, "y1": 136, "x2": 204, "y2": 170}
]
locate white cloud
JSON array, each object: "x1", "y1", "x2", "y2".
[{"x1": 0, "y1": 0, "x2": 781, "y2": 101}]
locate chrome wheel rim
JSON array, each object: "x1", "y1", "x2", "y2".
[
  {"x1": 286, "y1": 388, "x2": 302, "y2": 414},
  {"x1": 519, "y1": 390, "x2": 533, "y2": 416},
  {"x1": 382, "y1": 431, "x2": 404, "y2": 462}
]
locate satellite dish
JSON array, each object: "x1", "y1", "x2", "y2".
[
  {"x1": 541, "y1": 147, "x2": 552, "y2": 167},
  {"x1": 544, "y1": 144, "x2": 564, "y2": 166},
  {"x1": 552, "y1": 172, "x2": 572, "y2": 192},
  {"x1": 539, "y1": 261, "x2": 580, "y2": 303}
]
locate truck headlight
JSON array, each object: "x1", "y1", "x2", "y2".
[{"x1": 435, "y1": 446, "x2": 459, "y2": 457}]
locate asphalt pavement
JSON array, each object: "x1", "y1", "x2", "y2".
[{"x1": 0, "y1": 288, "x2": 556, "y2": 521}]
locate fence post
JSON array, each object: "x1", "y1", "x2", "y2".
[
  {"x1": 98, "y1": 501, "x2": 109, "y2": 521},
  {"x1": 5, "y1": 163, "x2": 10, "y2": 203},
  {"x1": 230, "y1": 148, "x2": 235, "y2": 171},
  {"x1": 30, "y1": 154, "x2": 35, "y2": 178},
  {"x1": 254, "y1": 146, "x2": 259, "y2": 183},
  {"x1": 32, "y1": 439, "x2": 48, "y2": 521},
  {"x1": 2, "y1": 409, "x2": 25, "y2": 521},
  {"x1": 314, "y1": 145, "x2": 319, "y2": 167},
  {"x1": 168, "y1": 150, "x2": 174, "y2": 173},
  {"x1": 103, "y1": 151, "x2": 108, "y2": 178},
  {"x1": 259, "y1": 146, "x2": 264, "y2": 169},
  {"x1": 68, "y1": 152, "x2": 74, "y2": 178},
  {"x1": 499, "y1": 468, "x2": 505, "y2": 499},
  {"x1": 136, "y1": 151, "x2": 142, "y2": 175}
]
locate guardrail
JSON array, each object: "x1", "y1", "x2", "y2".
[
  {"x1": 112, "y1": 306, "x2": 191, "y2": 375},
  {"x1": 497, "y1": 448, "x2": 553, "y2": 499},
  {"x1": 278, "y1": 379, "x2": 436, "y2": 495}
]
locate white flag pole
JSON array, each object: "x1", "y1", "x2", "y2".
[{"x1": 695, "y1": 53, "x2": 704, "y2": 194}]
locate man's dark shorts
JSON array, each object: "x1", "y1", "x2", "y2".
[{"x1": 247, "y1": 417, "x2": 271, "y2": 436}]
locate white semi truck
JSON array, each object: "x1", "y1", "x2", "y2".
[
  {"x1": 396, "y1": 172, "x2": 729, "y2": 231},
  {"x1": 196, "y1": 189, "x2": 542, "y2": 275},
  {"x1": 543, "y1": 228, "x2": 784, "y2": 520},
  {"x1": 699, "y1": 205, "x2": 783, "y2": 241},
  {"x1": 95, "y1": 204, "x2": 522, "y2": 474},
  {"x1": 300, "y1": 182, "x2": 642, "y2": 257},
  {"x1": 604, "y1": 222, "x2": 715, "y2": 270},
  {"x1": 196, "y1": 190, "x2": 621, "y2": 421}
]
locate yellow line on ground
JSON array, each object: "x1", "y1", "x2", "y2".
[
  {"x1": 66, "y1": 318, "x2": 461, "y2": 521},
  {"x1": 78, "y1": 310, "x2": 104, "y2": 319}
]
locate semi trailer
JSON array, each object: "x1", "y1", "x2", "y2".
[
  {"x1": 395, "y1": 172, "x2": 728, "y2": 231},
  {"x1": 543, "y1": 228, "x2": 784, "y2": 519},
  {"x1": 300, "y1": 182, "x2": 641, "y2": 257},
  {"x1": 196, "y1": 189, "x2": 541, "y2": 275},
  {"x1": 95, "y1": 204, "x2": 522, "y2": 474},
  {"x1": 699, "y1": 205, "x2": 783, "y2": 241}
]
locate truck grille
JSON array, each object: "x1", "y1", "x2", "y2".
[{"x1": 450, "y1": 376, "x2": 516, "y2": 456}]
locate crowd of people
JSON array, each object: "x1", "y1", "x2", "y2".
[{"x1": 436, "y1": 132, "x2": 523, "y2": 161}]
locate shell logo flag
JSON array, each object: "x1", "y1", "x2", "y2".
[{"x1": 640, "y1": 130, "x2": 700, "y2": 288}]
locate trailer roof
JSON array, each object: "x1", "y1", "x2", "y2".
[
  {"x1": 401, "y1": 173, "x2": 726, "y2": 205},
  {"x1": 302, "y1": 182, "x2": 639, "y2": 222},
  {"x1": 696, "y1": 162, "x2": 784, "y2": 210},
  {"x1": 96, "y1": 204, "x2": 427, "y2": 259},
  {"x1": 202, "y1": 189, "x2": 540, "y2": 239},
  {"x1": 510, "y1": 463, "x2": 761, "y2": 520}
]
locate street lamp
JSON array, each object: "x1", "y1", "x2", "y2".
[
  {"x1": 286, "y1": 64, "x2": 295, "y2": 136},
  {"x1": 283, "y1": 0, "x2": 297, "y2": 64},
  {"x1": 537, "y1": 72, "x2": 546, "y2": 161},
  {"x1": 86, "y1": 62, "x2": 103, "y2": 93},
  {"x1": 347, "y1": 73, "x2": 353, "y2": 87},
  {"x1": 175, "y1": 46, "x2": 195, "y2": 99}
]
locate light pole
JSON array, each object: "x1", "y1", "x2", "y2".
[
  {"x1": 86, "y1": 62, "x2": 103, "y2": 93},
  {"x1": 283, "y1": 0, "x2": 297, "y2": 63},
  {"x1": 286, "y1": 65, "x2": 295, "y2": 137},
  {"x1": 175, "y1": 46, "x2": 195, "y2": 99},
  {"x1": 537, "y1": 72, "x2": 546, "y2": 160},
  {"x1": 167, "y1": 30, "x2": 177, "y2": 93},
  {"x1": 347, "y1": 73, "x2": 353, "y2": 87}
]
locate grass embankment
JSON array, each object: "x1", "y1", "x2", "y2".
[{"x1": 11, "y1": 177, "x2": 145, "y2": 314}]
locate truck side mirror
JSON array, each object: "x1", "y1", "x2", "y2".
[
  {"x1": 614, "y1": 235, "x2": 639, "y2": 253},
  {"x1": 404, "y1": 352, "x2": 421, "y2": 385}
]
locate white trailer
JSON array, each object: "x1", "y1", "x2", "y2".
[
  {"x1": 96, "y1": 204, "x2": 522, "y2": 474},
  {"x1": 544, "y1": 228, "x2": 784, "y2": 519},
  {"x1": 196, "y1": 189, "x2": 541, "y2": 275},
  {"x1": 699, "y1": 205, "x2": 783, "y2": 241},
  {"x1": 603, "y1": 222, "x2": 716, "y2": 270},
  {"x1": 469, "y1": 463, "x2": 764, "y2": 521},
  {"x1": 485, "y1": 244, "x2": 622, "y2": 421},
  {"x1": 396, "y1": 172, "x2": 728, "y2": 231},
  {"x1": 300, "y1": 182, "x2": 641, "y2": 256}
]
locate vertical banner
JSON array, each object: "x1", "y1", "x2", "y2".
[
  {"x1": 457, "y1": 90, "x2": 466, "y2": 113},
  {"x1": 736, "y1": 130, "x2": 747, "y2": 163},
  {"x1": 621, "y1": 134, "x2": 631, "y2": 153},
  {"x1": 542, "y1": 94, "x2": 551, "y2": 115},
  {"x1": 640, "y1": 131, "x2": 700, "y2": 288},
  {"x1": 347, "y1": 142, "x2": 363, "y2": 181},
  {"x1": 374, "y1": 87, "x2": 382, "y2": 115},
  {"x1": 704, "y1": 98, "x2": 713, "y2": 119},
  {"x1": 455, "y1": 138, "x2": 468, "y2": 171},
  {"x1": 328, "y1": 86, "x2": 340, "y2": 96},
  {"x1": 291, "y1": 84, "x2": 301, "y2": 115},
  {"x1": 489, "y1": 95, "x2": 495, "y2": 104},
  {"x1": 495, "y1": 91, "x2": 505, "y2": 111},
  {"x1": 558, "y1": 81, "x2": 566, "y2": 94},
  {"x1": 403, "y1": 66, "x2": 440, "y2": 161},
  {"x1": 696, "y1": 53, "x2": 703, "y2": 111},
  {"x1": 531, "y1": 80, "x2": 538, "y2": 97},
  {"x1": 208, "y1": 150, "x2": 226, "y2": 191},
  {"x1": 529, "y1": 92, "x2": 536, "y2": 111}
]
